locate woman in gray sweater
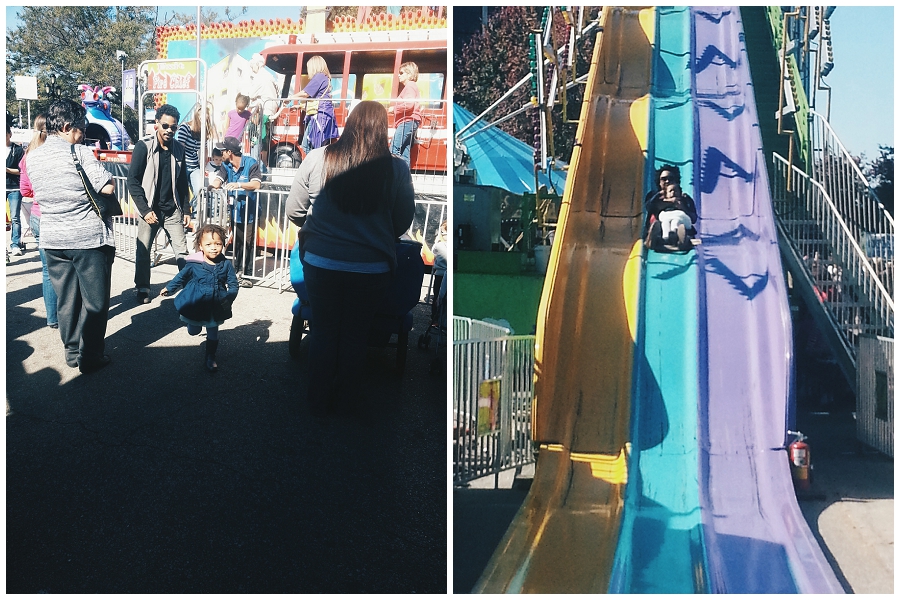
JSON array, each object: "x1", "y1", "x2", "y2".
[{"x1": 285, "y1": 101, "x2": 415, "y2": 416}]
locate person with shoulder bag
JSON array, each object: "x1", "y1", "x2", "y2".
[{"x1": 26, "y1": 99, "x2": 116, "y2": 373}]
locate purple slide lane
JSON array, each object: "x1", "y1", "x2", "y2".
[{"x1": 691, "y1": 7, "x2": 843, "y2": 593}]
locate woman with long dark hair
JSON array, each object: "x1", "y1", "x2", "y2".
[{"x1": 286, "y1": 101, "x2": 415, "y2": 416}]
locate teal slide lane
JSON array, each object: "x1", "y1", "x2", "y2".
[{"x1": 609, "y1": 7, "x2": 708, "y2": 593}]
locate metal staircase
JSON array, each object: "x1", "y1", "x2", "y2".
[
  {"x1": 772, "y1": 154, "x2": 893, "y2": 379},
  {"x1": 743, "y1": 7, "x2": 894, "y2": 388},
  {"x1": 758, "y1": 6, "x2": 893, "y2": 455},
  {"x1": 809, "y1": 109, "x2": 894, "y2": 300}
]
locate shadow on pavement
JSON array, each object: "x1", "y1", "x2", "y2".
[
  {"x1": 452, "y1": 487, "x2": 528, "y2": 593},
  {"x1": 6, "y1": 249, "x2": 447, "y2": 593}
]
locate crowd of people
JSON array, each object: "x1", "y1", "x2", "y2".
[{"x1": 7, "y1": 54, "x2": 430, "y2": 417}]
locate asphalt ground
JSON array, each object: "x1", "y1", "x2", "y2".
[
  {"x1": 5, "y1": 236, "x2": 449, "y2": 594},
  {"x1": 454, "y1": 389, "x2": 894, "y2": 594}
]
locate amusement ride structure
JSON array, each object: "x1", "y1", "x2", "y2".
[{"x1": 457, "y1": 6, "x2": 892, "y2": 593}]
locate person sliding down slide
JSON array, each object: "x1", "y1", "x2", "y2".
[{"x1": 643, "y1": 166, "x2": 698, "y2": 252}]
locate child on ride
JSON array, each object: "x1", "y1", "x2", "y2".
[
  {"x1": 387, "y1": 61, "x2": 422, "y2": 166},
  {"x1": 223, "y1": 94, "x2": 252, "y2": 141},
  {"x1": 658, "y1": 183, "x2": 697, "y2": 245},
  {"x1": 160, "y1": 224, "x2": 239, "y2": 372}
]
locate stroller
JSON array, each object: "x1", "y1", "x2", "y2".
[{"x1": 288, "y1": 239, "x2": 425, "y2": 374}]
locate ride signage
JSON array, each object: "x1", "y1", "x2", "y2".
[
  {"x1": 123, "y1": 69, "x2": 136, "y2": 109},
  {"x1": 143, "y1": 60, "x2": 200, "y2": 93}
]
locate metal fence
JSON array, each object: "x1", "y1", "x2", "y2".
[
  {"x1": 772, "y1": 154, "x2": 894, "y2": 360},
  {"x1": 108, "y1": 173, "x2": 188, "y2": 268},
  {"x1": 453, "y1": 333, "x2": 536, "y2": 487},
  {"x1": 108, "y1": 173, "x2": 446, "y2": 298},
  {"x1": 452, "y1": 316, "x2": 511, "y2": 342},
  {"x1": 856, "y1": 335, "x2": 893, "y2": 457},
  {"x1": 256, "y1": 96, "x2": 449, "y2": 194},
  {"x1": 809, "y1": 110, "x2": 894, "y2": 298}
]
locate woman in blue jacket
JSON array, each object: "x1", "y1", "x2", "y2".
[{"x1": 160, "y1": 223, "x2": 239, "y2": 372}]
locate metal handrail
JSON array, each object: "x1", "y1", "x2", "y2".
[
  {"x1": 808, "y1": 110, "x2": 894, "y2": 299},
  {"x1": 810, "y1": 108, "x2": 895, "y2": 226},
  {"x1": 772, "y1": 153, "x2": 893, "y2": 353}
]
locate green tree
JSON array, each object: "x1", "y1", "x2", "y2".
[
  {"x1": 867, "y1": 145, "x2": 894, "y2": 216},
  {"x1": 454, "y1": 6, "x2": 598, "y2": 164},
  {"x1": 6, "y1": 6, "x2": 158, "y2": 138}
]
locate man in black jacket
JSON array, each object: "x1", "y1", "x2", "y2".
[{"x1": 127, "y1": 104, "x2": 191, "y2": 303}]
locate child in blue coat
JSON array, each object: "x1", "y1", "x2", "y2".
[{"x1": 160, "y1": 224, "x2": 239, "y2": 372}]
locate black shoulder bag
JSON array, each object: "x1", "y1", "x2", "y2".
[{"x1": 70, "y1": 144, "x2": 123, "y2": 220}]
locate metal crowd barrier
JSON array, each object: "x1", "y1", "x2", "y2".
[
  {"x1": 218, "y1": 186, "x2": 446, "y2": 294},
  {"x1": 109, "y1": 163, "x2": 446, "y2": 294},
  {"x1": 453, "y1": 327, "x2": 536, "y2": 488},
  {"x1": 415, "y1": 198, "x2": 447, "y2": 302},
  {"x1": 452, "y1": 316, "x2": 512, "y2": 342},
  {"x1": 108, "y1": 174, "x2": 187, "y2": 267}
]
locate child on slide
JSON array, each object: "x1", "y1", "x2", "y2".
[{"x1": 644, "y1": 181, "x2": 698, "y2": 252}]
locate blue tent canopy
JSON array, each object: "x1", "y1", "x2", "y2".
[{"x1": 453, "y1": 103, "x2": 567, "y2": 196}]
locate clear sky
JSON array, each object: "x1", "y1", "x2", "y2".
[{"x1": 817, "y1": 6, "x2": 894, "y2": 161}]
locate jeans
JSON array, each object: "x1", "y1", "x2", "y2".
[
  {"x1": 300, "y1": 119, "x2": 313, "y2": 156},
  {"x1": 303, "y1": 264, "x2": 391, "y2": 411},
  {"x1": 45, "y1": 245, "x2": 115, "y2": 365},
  {"x1": 8, "y1": 190, "x2": 22, "y2": 248},
  {"x1": 30, "y1": 213, "x2": 59, "y2": 326},
  {"x1": 134, "y1": 209, "x2": 189, "y2": 292},
  {"x1": 390, "y1": 120, "x2": 419, "y2": 166}
]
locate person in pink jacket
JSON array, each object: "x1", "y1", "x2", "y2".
[
  {"x1": 19, "y1": 113, "x2": 59, "y2": 328},
  {"x1": 387, "y1": 61, "x2": 422, "y2": 166}
]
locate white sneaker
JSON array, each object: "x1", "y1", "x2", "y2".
[{"x1": 10, "y1": 246, "x2": 23, "y2": 256}]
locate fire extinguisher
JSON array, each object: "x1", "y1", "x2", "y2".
[{"x1": 787, "y1": 430, "x2": 812, "y2": 491}]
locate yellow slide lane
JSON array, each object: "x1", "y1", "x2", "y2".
[{"x1": 473, "y1": 7, "x2": 652, "y2": 593}]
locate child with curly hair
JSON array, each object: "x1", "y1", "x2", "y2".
[{"x1": 160, "y1": 223, "x2": 239, "y2": 371}]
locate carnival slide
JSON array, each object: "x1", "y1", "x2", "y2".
[
  {"x1": 473, "y1": 7, "x2": 651, "y2": 592},
  {"x1": 473, "y1": 6, "x2": 843, "y2": 594},
  {"x1": 691, "y1": 7, "x2": 842, "y2": 593},
  {"x1": 607, "y1": 6, "x2": 707, "y2": 593}
]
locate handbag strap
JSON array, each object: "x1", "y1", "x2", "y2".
[{"x1": 70, "y1": 144, "x2": 104, "y2": 219}]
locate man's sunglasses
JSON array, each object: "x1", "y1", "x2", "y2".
[{"x1": 157, "y1": 122, "x2": 175, "y2": 130}]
